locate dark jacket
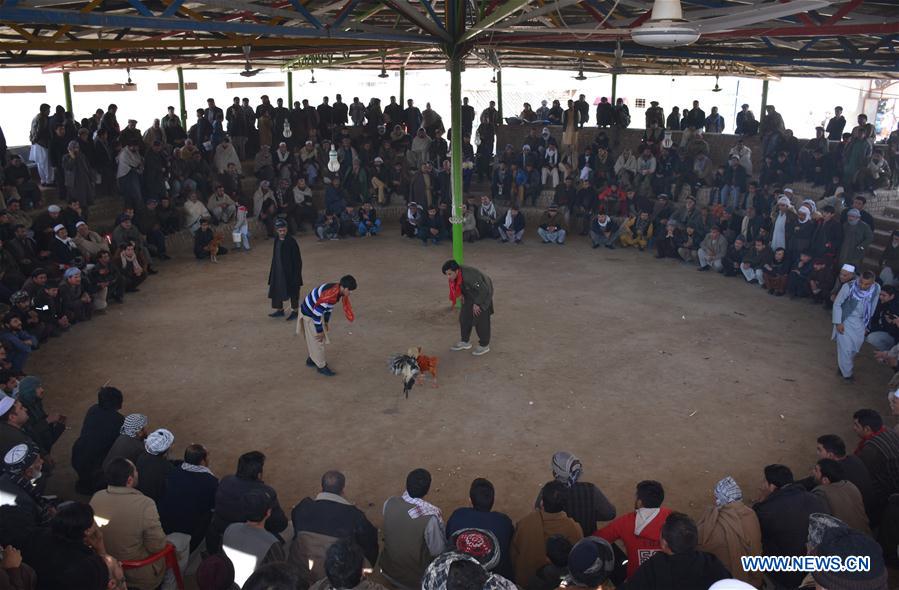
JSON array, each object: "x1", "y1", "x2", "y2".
[
  {"x1": 70, "y1": 404, "x2": 124, "y2": 482},
  {"x1": 135, "y1": 451, "x2": 175, "y2": 505},
  {"x1": 267, "y1": 234, "x2": 302, "y2": 300},
  {"x1": 447, "y1": 507, "x2": 515, "y2": 579},
  {"x1": 753, "y1": 484, "x2": 828, "y2": 587},
  {"x1": 459, "y1": 265, "x2": 494, "y2": 311},
  {"x1": 214, "y1": 475, "x2": 288, "y2": 535},
  {"x1": 158, "y1": 466, "x2": 218, "y2": 549},
  {"x1": 26, "y1": 529, "x2": 108, "y2": 590},
  {"x1": 291, "y1": 493, "x2": 380, "y2": 567},
  {"x1": 620, "y1": 550, "x2": 730, "y2": 590}
]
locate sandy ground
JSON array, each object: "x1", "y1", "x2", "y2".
[{"x1": 33, "y1": 222, "x2": 895, "y2": 531}]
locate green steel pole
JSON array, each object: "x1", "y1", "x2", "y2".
[
  {"x1": 177, "y1": 67, "x2": 187, "y2": 127},
  {"x1": 760, "y1": 78, "x2": 769, "y2": 118},
  {"x1": 287, "y1": 70, "x2": 293, "y2": 106},
  {"x1": 62, "y1": 71, "x2": 73, "y2": 114},
  {"x1": 496, "y1": 69, "x2": 503, "y2": 121},
  {"x1": 399, "y1": 66, "x2": 405, "y2": 109},
  {"x1": 611, "y1": 73, "x2": 618, "y2": 104},
  {"x1": 450, "y1": 56, "x2": 464, "y2": 265}
]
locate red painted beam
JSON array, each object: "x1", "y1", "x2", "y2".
[
  {"x1": 484, "y1": 0, "x2": 503, "y2": 17},
  {"x1": 824, "y1": 0, "x2": 864, "y2": 25},
  {"x1": 629, "y1": 9, "x2": 652, "y2": 28},
  {"x1": 779, "y1": 0, "x2": 818, "y2": 27},
  {"x1": 706, "y1": 20, "x2": 899, "y2": 38}
]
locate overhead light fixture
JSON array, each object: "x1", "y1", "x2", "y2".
[
  {"x1": 378, "y1": 54, "x2": 389, "y2": 78},
  {"x1": 310, "y1": 69, "x2": 317, "y2": 84},
  {"x1": 378, "y1": 67, "x2": 389, "y2": 78},
  {"x1": 124, "y1": 67, "x2": 135, "y2": 87},
  {"x1": 712, "y1": 75, "x2": 722, "y2": 92},
  {"x1": 631, "y1": 0, "x2": 699, "y2": 48},
  {"x1": 490, "y1": 69, "x2": 496, "y2": 84},
  {"x1": 574, "y1": 69, "x2": 587, "y2": 81}
]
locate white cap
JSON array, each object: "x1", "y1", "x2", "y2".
[
  {"x1": 709, "y1": 580, "x2": 756, "y2": 590},
  {"x1": 75, "y1": 221, "x2": 86, "y2": 229},
  {"x1": 53, "y1": 224, "x2": 65, "y2": 233},
  {"x1": 841, "y1": 264, "x2": 856, "y2": 273},
  {"x1": 784, "y1": 187, "x2": 794, "y2": 194},
  {"x1": 48, "y1": 205, "x2": 61, "y2": 213},
  {"x1": 0, "y1": 395, "x2": 14, "y2": 415}
]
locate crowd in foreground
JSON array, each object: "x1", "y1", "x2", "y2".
[
  {"x1": 0, "y1": 94, "x2": 898, "y2": 590},
  {"x1": 2, "y1": 382, "x2": 899, "y2": 590}
]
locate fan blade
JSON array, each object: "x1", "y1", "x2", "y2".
[{"x1": 695, "y1": 0, "x2": 832, "y2": 33}]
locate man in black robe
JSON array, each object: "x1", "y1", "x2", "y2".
[{"x1": 268, "y1": 218, "x2": 303, "y2": 320}]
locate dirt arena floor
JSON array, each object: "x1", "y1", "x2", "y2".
[{"x1": 34, "y1": 222, "x2": 896, "y2": 530}]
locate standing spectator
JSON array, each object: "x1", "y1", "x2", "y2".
[
  {"x1": 735, "y1": 104, "x2": 757, "y2": 136},
  {"x1": 380, "y1": 468, "x2": 445, "y2": 590},
  {"x1": 447, "y1": 478, "x2": 515, "y2": 580},
  {"x1": 511, "y1": 480, "x2": 583, "y2": 585},
  {"x1": 752, "y1": 464, "x2": 827, "y2": 589},
  {"x1": 826, "y1": 106, "x2": 846, "y2": 141},
  {"x1": 704, "y1": 107, "x2": 725, "y2": 134},
  {"x1": 594, "y1": 480, "x2": 672, "y2": 581},
  {"x1": 71, "y1": 386, "x2": 124, "y2": 494},
  {"x1": 158, "y1": 443, "x2": 218, "y2": 553},
  {"x1": 760, "y1": 105, "x2": 785, "y2": 158},
  {"x1": 28, "y1": 104, "x2": 53, "y2": 185},
  {"x1": 575, "y1": 95, "x2": 590, "y2": 128},
  {"x1": 311, "y1": 538, "x2": 388, "y2": 590},
  {"x1": 695, "y1": 477, "x2": 763, "y2": 588},
  {"x1": 290, "y1": 470, "x2": 379, "y2": 580}
]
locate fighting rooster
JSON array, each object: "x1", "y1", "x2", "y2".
[{"x1": 389, "y1": 349, "x2": 420, "y2": 399}]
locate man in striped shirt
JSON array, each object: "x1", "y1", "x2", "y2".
[{"x1": 300, "y1": 275, "x2": 357, "y2": 377}]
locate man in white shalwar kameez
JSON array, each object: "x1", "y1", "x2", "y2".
[{"x1": 833, "y1": 271, "x2": 880, "y2": 383}]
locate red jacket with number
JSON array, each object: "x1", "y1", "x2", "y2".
[{"x1": 594, "y1": 507, "x2": 673, "y2": 579}]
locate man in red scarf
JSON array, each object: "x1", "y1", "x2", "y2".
[
  {"x1": 442, "y1": 260, "x2": 494, "y2": 356},
  {"x1": 300, "y1": 275, "x2": 357, "y2": 376}
]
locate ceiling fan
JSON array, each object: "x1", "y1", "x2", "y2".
[
  {"x1": 630, "y1": 0, "x2": 832, "y2": 47},
  {"x1": 239, "y1": 46, "x2": 264, "y2": 77}
]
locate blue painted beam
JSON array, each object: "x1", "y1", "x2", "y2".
[
  {"x1": 160, "y1": 0, "x2": 185, "y2": 18},
  {"x1": 418, "y1": 0, "x2": 446, "y2": 32},
  {"x1": 331, "y1": 0, "x2": 360, "y2": 29},
  {"x1": 799, "y1": 38, "x2": 820, "y2": 53},
  {"x1": 581, "y1": 0, "x2": 608, "y2": 17},
  {"x1": 289, "y1": 0, "x2": 323, "y2": 29},
  {"x1": 761, "y1": 36, "x2": 775, "y2": 49},
  {"x1": 0, "y1": 6, "x2": 433, "y2": 43},
  {"x1": 125, "y1": 0, "x2": 153, "y2": 17},
  {"x1": 837, "y1": 36, "x2": 858, "y2": 64}
]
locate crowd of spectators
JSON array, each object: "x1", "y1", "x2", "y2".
[{"x1": 0, "y1": 91, "x2": 898, "y2": 590}]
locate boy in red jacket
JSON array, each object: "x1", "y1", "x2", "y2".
[{"x1": 594, "y1": 480, "x2": 672, "y2": 581}]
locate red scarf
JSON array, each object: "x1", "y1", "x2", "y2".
[
  {"x1": 317, "y1": 284, "x2": 355, "y2": 322},
  {"x1": 854, "y1": 426, "x2": 886, "y2": 456},
  {"x1": 448, "y1": 270, "x2": 463, "y2": 305}
]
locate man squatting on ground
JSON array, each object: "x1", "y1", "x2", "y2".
[
  {"x1": 443, "y1": 260, "x2": 493, "y2": 356},
  {"x1": 301, "y1": 275, "x2": 357, "y2": 377}
]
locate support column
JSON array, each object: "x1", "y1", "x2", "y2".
[
  {"x1": 62, "y1": 71, "x2": 73, "y2": 114},
  {"x1": 496, "y1": 69, "x2": 503, "y2": 121},
  {"x1": 287, "y1": 70, "x2": 293, "y2": 106},
  {"x1": 760, "y1": 78, "x2": 769, "y2": 117},
  {"x1": 611, "y1": 73, "x2": 618, "y2": 104},
  {"x1": 177, "y1": 67, "x2": 187, "y2": 127},
  {"x1": 399, "y1": 66, "x2": 405, "y2": 109},
  {"x1": 450, "y1": 56, "x2": 464, "y2": 265}
]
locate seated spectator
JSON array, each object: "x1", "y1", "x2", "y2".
[
  {"x1": 0, "y1": 442, "x2": 50, "y2": 530},
  {"x1": 697, "y1": 226, "x2": 728, "y2": 272},
  {"x1": 157, "y1": 196, "x2": 180, "y2": 235},
  {"x1": 90, "y1": 458, "x2": 188, "y2": 590},
  {"x1": 90, "y1": 249, "x2": 124, "y2": 308},
  {"x1": 290, "y1": 470, "x2": 379, "y2": 580},
  {"x1": 355, "y1": 202, "x2": 381, "y2": 237},
  {"x1": 193, "y1": 219, "x2": 227, "y2": 261},
  {"x1": 809, "y1": 258, "x2": 835, "y2": 304},
  {"x1": 111, "y1": 215, "x2": 152, "y2": 271},
  {"x1": 619, "y1": 211, "x2": 654, "y2": 251},
  {"x1": 243, "y1": 562, "x2": 309, "y2": 590},
  {"x1": 852, "y1": 409, "x2": 899, "y2": 519},
  {"x1": 811, "y1": 458, "x2": 870, "y2": 536},
  {"x1": 655, "y1": 220, "x2": 682, "y2": 260},
  {"x1": 208, "y1": 184, "x2": 237, "y2": 225},
  {"x1": 511, "y1": 480, "x2": 582, "y2": 585},
  {"x1": 292, "y1": 177, "x2": 316, "y2": 231},
  {"x1": 311, "y1": 538, "x2": 387, "y2": 590},
  {"x1": 589, "y1": 213, "x2": 618, "y2": 250},
  {"x1": 447, "y1": 478, "x2": 515, "y2": 579},
  {"x1": 224, "y1": 489, "x2": 287, "y2": 587},
  {"x1": 380, "y1": 468, "x2": 446, "y2": 590},
  {"x1": 786, "y1": 251, "x2": 814, "y2": 298},
  {"x1": 462, "y1": 204, "x2": 478, "y2": 243},
  {"x1": 72, "y1": 221, "x2": 109, "y2": 262},
  {"x1": 0, "y1": 316, "x2": 37, "y2": 373},
  {"x1": 527, "y1": 534, "x2": 572, "y2": 590},
  {"x1": 595, "y1": 480, "x2": 671, "y2": 582},
  {"x1": 499, "y1": 206, "x2": 525, "y2": 244},
  {"x1": 49, "y1": 224, "x2": 80, "y2": 271},
  {"x1": 115, "y1": 242, "x2": 148, "y2": 292},
  {"x1": 184, "y1": 191, "x2": 212, "y2": 233},
  {"x1": 17, "y1": 376, "x2": 64, "y2": 454},
  {"x1": 315, "y1": 212, "x2": 340, "y2": 241},
  {"x1": 27, "y1": 501, "x2": 108, "y2": 590},
  {"x1": 71, "y1": 386, "x2": 124, "y2": 494},
  {"x1": 135, "y1": 199, "x2": 170, "y2": 261},
  {"x1": 752, "y1": 464, "x2": 827, "y2": 589},
  {"x1": 695, "y1": 476, "x2": 762, "y2": 588},
  {"x1": 622, "y1": 512, "x2": 730, "y2": 590},
  {"x1": 208, "y1": 451, "x2": 288, "y2": 555},
  {"x1": 158, "y1": 443, "x2": 218, "y2": 553},
  {"x1": 536, "y1": 451, "x2": 617, "y2": 537},
  {"x1": 336, "y1": 205, "x2": 357, "y2": 238},
  {"x1": 135, "y1": 428, "x2": 175, "y2": 504},
  {"x1": 866, "y1": 286, "x2": 899, "y2": 351},
  {"x1": 418, "y1": 206, "x2": 446, "y2": 245},
  {"x1": 401, "y1": 202, "x2": 423, "y2": 239},
  {"x1": 811, "y1": 527, "x2": 887, "y2": 590},
  {"x1": 102, "y1": 413, "x2": 149, "y2": 473},
  {"x1": 8, "y1": 289, "x2": 51, "y2": 343},
  {"x1": 763, "y1": 247, "x2": 789, "y2": 295},
  {"x1": 597, "y1": 183, "x2": 626, "y2": 218},
  {"x1": 537, "y1": 204, "x2": 567, "y2": 245},
  {"x1": 740, "y1": 238, "x2": 772, "y2": 286},
  {"x1": 477, "y1": 196, "x2": 499, "y2": 240}
]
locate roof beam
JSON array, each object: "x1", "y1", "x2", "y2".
[
  {"x1": 499, "y1": 0, "x2": 582, "y2": 28},
  {"x1": 824, "y1": 0, "x2": 863, "y2": 25},
  {"x1": 288, "y1": 0, "x2": 323, "y2": 29},
  {"x1": 458, "y1": 0, "x2": 536, "y2": 43},
  {"x1": 383, "y1": 0, "x2": 451, "y2": 41}
]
